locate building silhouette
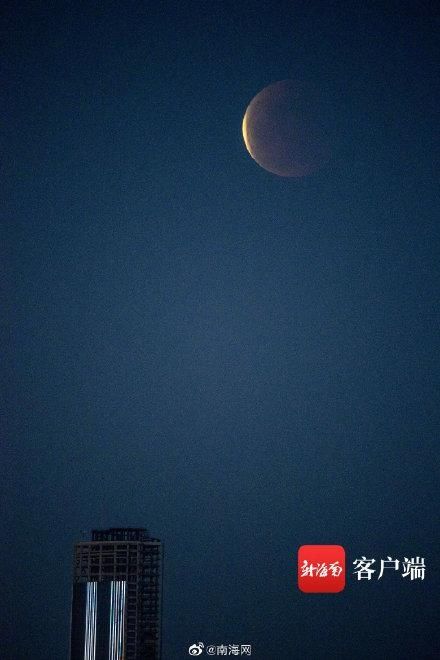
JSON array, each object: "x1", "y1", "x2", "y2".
[{"x1": 70, "y1": 528, "x2": 163, "y2": 660}]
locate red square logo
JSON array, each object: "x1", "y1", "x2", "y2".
[{"x1": 298, "y1": 545, "x2": 345, "y2": 593}]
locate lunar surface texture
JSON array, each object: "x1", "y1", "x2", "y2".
[{"x1": 242, "y1": 80, "x2": 331, "y2": 177}]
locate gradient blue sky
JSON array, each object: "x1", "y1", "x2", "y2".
[{"x1": 3, "y1": 1, "x2": 439, "y2": 658}]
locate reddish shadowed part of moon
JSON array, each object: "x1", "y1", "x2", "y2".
[{"x1": 242, "y1": 80, "x2": 331, "y2": 177}]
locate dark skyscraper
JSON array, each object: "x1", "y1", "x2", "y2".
[{"x1": 70, "y1": 528, "x2": 163, "y2": 660}]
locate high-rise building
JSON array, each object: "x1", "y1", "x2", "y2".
[{"x1": 70, "y1": 528, "x2": 163, "y2": 660}]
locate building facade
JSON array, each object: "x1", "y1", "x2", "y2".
[{"x1": 70, "y1": 528, "x2": 163, "y2": 660}]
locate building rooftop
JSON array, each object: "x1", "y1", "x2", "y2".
[{"x1": 91, "y1": 528, "x2": 150, "y2": 542}]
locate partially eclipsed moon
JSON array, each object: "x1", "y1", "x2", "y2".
[{"x1": 242, "y1": 80, "x2": 331, "y2": 177}]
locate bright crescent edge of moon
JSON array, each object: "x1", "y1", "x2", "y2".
[{"x1": 242, "y1": 109, "x2": 255, "y2": 164}]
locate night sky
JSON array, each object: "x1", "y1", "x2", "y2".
[{"x1": 3, "y1": 2, "x2": 440, "y2": 658}]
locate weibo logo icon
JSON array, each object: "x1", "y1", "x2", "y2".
[{"x1": 188, "y1": 642, "x2": 205, "y2": 656}]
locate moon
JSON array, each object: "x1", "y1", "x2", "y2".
[{"x1": 242, "y1": 80, "x2": 331, "y2": 177}]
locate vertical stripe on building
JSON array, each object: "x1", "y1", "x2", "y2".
[
  {"x1": 109, "y1": 580, "x2": 126, "y2": 660},
  {"x1": 84, "y1": 582, "x2": 97, "y2": 660}
]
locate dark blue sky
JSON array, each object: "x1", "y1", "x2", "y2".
[{"x1": 3, "y1": 1, "x2": 439, "y2": 658}]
